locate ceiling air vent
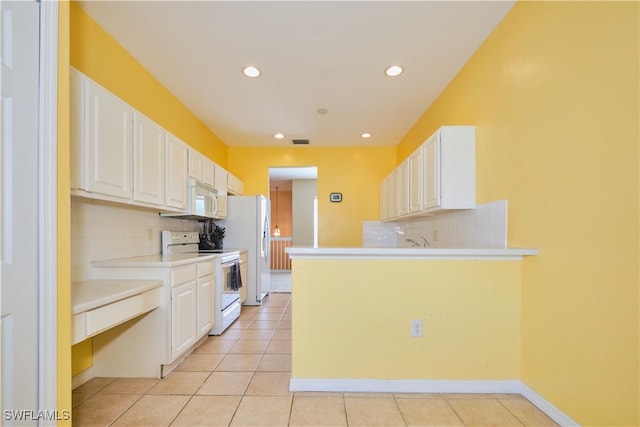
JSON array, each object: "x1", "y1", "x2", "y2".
[{"x1": 292, "y1": 139, "x2": 310, "y2": 145}]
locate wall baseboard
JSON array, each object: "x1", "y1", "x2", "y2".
[
  {"x1": 519, "y1": 383, "x2": 580, "y2": 427},
  {"x1": 71, "y1": 367, "x2": 95, "y2": 390},
  {"x1": 289, "y1": 378, "x2": 522, "y2": 394},
  {"x1": 289, "y1": 378, "x2": 580, "y2": 426}
]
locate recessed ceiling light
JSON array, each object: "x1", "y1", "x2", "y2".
[
  {"x1": 242, "y1": 66, "x2": 261, "y2": 78},
  {"x1": 317, "y1": 108, "x2": 329, "y2": 115},
  {"x1": 385, "y1": 65, "x2": 404, "y2": 77},
  {"x1": 361, "y1": 132, "x2": 373, "y2": 139},
  {"x1": 274, "y1": 133, "x2": 285, "y2": 139}
]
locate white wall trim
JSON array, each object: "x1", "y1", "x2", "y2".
[
  {"x1": 289, "y1": 378, "x2": 580, "y2": 426},
  {"x1": 38, "y1": 0, "x2": 59, "y2": 415},
  {"x1": 519, "y1": 383, "x2": 580, "y2": 427},
  {"x1": 289, "y1": 378, "x2": 522, "y2": 394}
]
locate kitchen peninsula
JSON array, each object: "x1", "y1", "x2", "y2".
[{"x1": 286, "y1": 246, "x2": 536, "y2": 393}]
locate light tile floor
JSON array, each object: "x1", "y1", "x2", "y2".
[{"x1": 72, "y1": 293, "x2": 558, "y2": 426}]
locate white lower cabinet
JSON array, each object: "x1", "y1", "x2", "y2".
[
  {"x1": 196, "y1": 262, "x2": 215, "y2": 336},
  {"x1": 171, "y1": 280, "x2": 197, "y2": 359},
  {"x1": 91, "y1": 256, "x2": 218, "y2": 378}
]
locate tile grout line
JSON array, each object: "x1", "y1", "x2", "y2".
[
  {"x1": 495, "y1": 397, "x2": 527, "y2": 427},
  {"x1": 392, "y1": 395, "x2": 409, "y2": 427},
  {"x1": 444, "y1": 396, "x2": 467, "y2": 426}
]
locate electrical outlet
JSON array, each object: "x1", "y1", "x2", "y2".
[
  {"x1": 147, "y1": 228, "x2": 153, "y2": 241},
  {"x1": 411, "y1": 320, "x2": 423, "y2": 337},
  {"x1": 433, "y1": 230, "x2": 439, "y2": 243}
]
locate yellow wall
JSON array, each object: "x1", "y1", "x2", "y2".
[
  {"x1": 228, "y1": 146, "x2": 395, "y2": 246},
  {"x1": 69, "y1": 2, "x2": 228, "y2": 167},
  {"x1": 57, "y1": 2, "x2": 72, "y2": 424},
  {"x1": 292, "y1": 259, "x2": 521, "y2": 379},
  {"x1": 397, "y1": 2, "x2": 639, "y2": 425}
]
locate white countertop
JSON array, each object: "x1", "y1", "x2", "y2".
[
  {"x1": 72, "y1": 279, "x2": 163, "y2": 314},
  {"x1": 286, "y1": 246, "x2": 538, "y2": 260},
  {"x1": 92, "y1": 249, "x2": 244, "y2": 268}
]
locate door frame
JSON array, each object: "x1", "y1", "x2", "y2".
[{"x1": 37, "y1": 0, "x2": 59, "y2": 414}]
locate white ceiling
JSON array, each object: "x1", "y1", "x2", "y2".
[{"x1": 78, "y1": 1, "x2": 514, "y2": 147}]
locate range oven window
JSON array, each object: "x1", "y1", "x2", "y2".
[{"x1": 222, "y1": 260, "x2": 242, "y2": 293}]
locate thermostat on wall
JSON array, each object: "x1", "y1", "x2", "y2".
[{"x1": 330, "y1": 192, "x2": 342, "y2": 202}]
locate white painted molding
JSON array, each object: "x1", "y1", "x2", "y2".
[
  {"x1": 289, "y1": 378, "x2": 522, "y2": 394},
  {"x1": 289, "y1": 378, "x2": 580, "y2": 426},
  {"x1": 520, "y1": 383, "x2": 580, "y2": 427},
  {"x1": 38, "y1": 0, "x2": 59, "y2": 415}
]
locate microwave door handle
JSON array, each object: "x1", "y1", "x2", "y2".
[{"x1": 211, "y1": 193, "x2": 218, "y2": 217}]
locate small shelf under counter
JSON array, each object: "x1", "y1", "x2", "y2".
[{"x1": 72, "y1": 279, "x2": 162, "y2": 345}]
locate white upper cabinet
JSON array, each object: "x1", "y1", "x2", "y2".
[
  {"x1": 188, "y1": 148, "x2": 203, "y2": 181},
  {"x1": 397, "y1": 159, "x2": 410, "y2": 217},
  {"x1": 71, "y1": 68, "x2": 133, "y2": 201},
  {"x1": 202, "y1": 158, "x2": 215, "y2": 187},
  {"x1": 227, "y1": 172, "x2": 244, "y2": 195},
  {"x1": 133, "y1": 112, "x2": 165, "y2": 207},
  {"x1": 71, "y1": 68, "x2": 244, "y2": 214},
  {"x1": 408, "y1": 148, "x2": 423, "y2": 213},
  {"x1": 381, "y1": 125, "x2": 475, "y2": 221},
  {"x1": 165, "y1": 134, "x2": 188, "y2": 210},
  {"x1": 422, "y1": 133, "x2": 440, "y2": 210},
  {"x1": 429, "y1": 126, "x2": 475, "y2": 211},
  {"x1": 213, "y1": 164, "x2": 228, "y2": 195}
]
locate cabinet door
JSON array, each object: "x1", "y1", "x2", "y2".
[
  {"x1": 397, "y1": 160, "x2": 410, "y2": 216},
  {"x1": 85, "y1": 79, "x2": 133, "y2": 200},
  {"x1": 171, "y1": 281, "x2": 197, "y2": 359},
  {"x1": 408, "y1": 149, "x2": 423, "y2": 213},
  {"x1": 188, "y1": 148, "x2": 203, "y2": 181},
  {"x1": 133, "y1": 113, "x2": 165, "y2": 206},
  {"x1": 215, "y1": 195, "x2": 227, "y2": 219},
  {"x1": 166, "y1": 134, "x2": 188, "y2": 210},
  {"x1": 422, "y1": 135, "x2": 440, "y2": 209},
  {"x1": 214, "y1": 164, "x2": 228, "y2": 195},
  {"x1": 197, "y1": 275, "x2": 214, "y2": 337},
  {"x1": 202, "y1": 158, "x2": 215, "y2": 187},
  {"x1": 227, "y1": 173, "x2": 244, "y2": 195},
  {"x1": 379, "y1": 179, "x2": 388, "y2": 220}
]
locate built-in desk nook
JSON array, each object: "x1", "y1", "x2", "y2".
[{"x1": 72, "y1": 279, "x2": 162, "y2": 345}]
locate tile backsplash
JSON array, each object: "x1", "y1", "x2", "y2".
[
  {"x1": 71, "y1": 198, "x2": 199, "y2": 282},
  {"x1": 363, "y1": 200, "x2": 508, "y2": 249}
]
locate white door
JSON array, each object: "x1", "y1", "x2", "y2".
[{"x1": 1, "y1": 0, "x2": 40, "y2": 422}]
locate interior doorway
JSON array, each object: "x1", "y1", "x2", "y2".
[{"x1": 268, "y1": 167, "x2": 317, "y2": 292}]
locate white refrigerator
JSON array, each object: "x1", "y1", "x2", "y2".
[{"x1": 222, "y1": 195, "x2": 271, "y2": 305}]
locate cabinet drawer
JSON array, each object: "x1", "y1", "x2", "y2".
[
  {"x1": 197, "y1": 261, "x2": 214, "y2": 277},
  {"x1": 85, "y1": 294, "x2": 144, "y2": 336},
  {"x1": 171, "y1": 264, "x2": 197, "y2": 285}
]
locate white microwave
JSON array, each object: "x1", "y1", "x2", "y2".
[{"x1": 161, "y1": 178, "x2": 218, "y2": 220}]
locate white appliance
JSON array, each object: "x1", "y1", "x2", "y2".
[
  {"x1": 161, "y1": 230, "x2": 241, "y2": 335},
  {"x1": 221, "y1": 195, "x2": 271, "y2": 305},
  {"x1": 161, "y1": 178, "x2": 218, "y2": 220}
]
